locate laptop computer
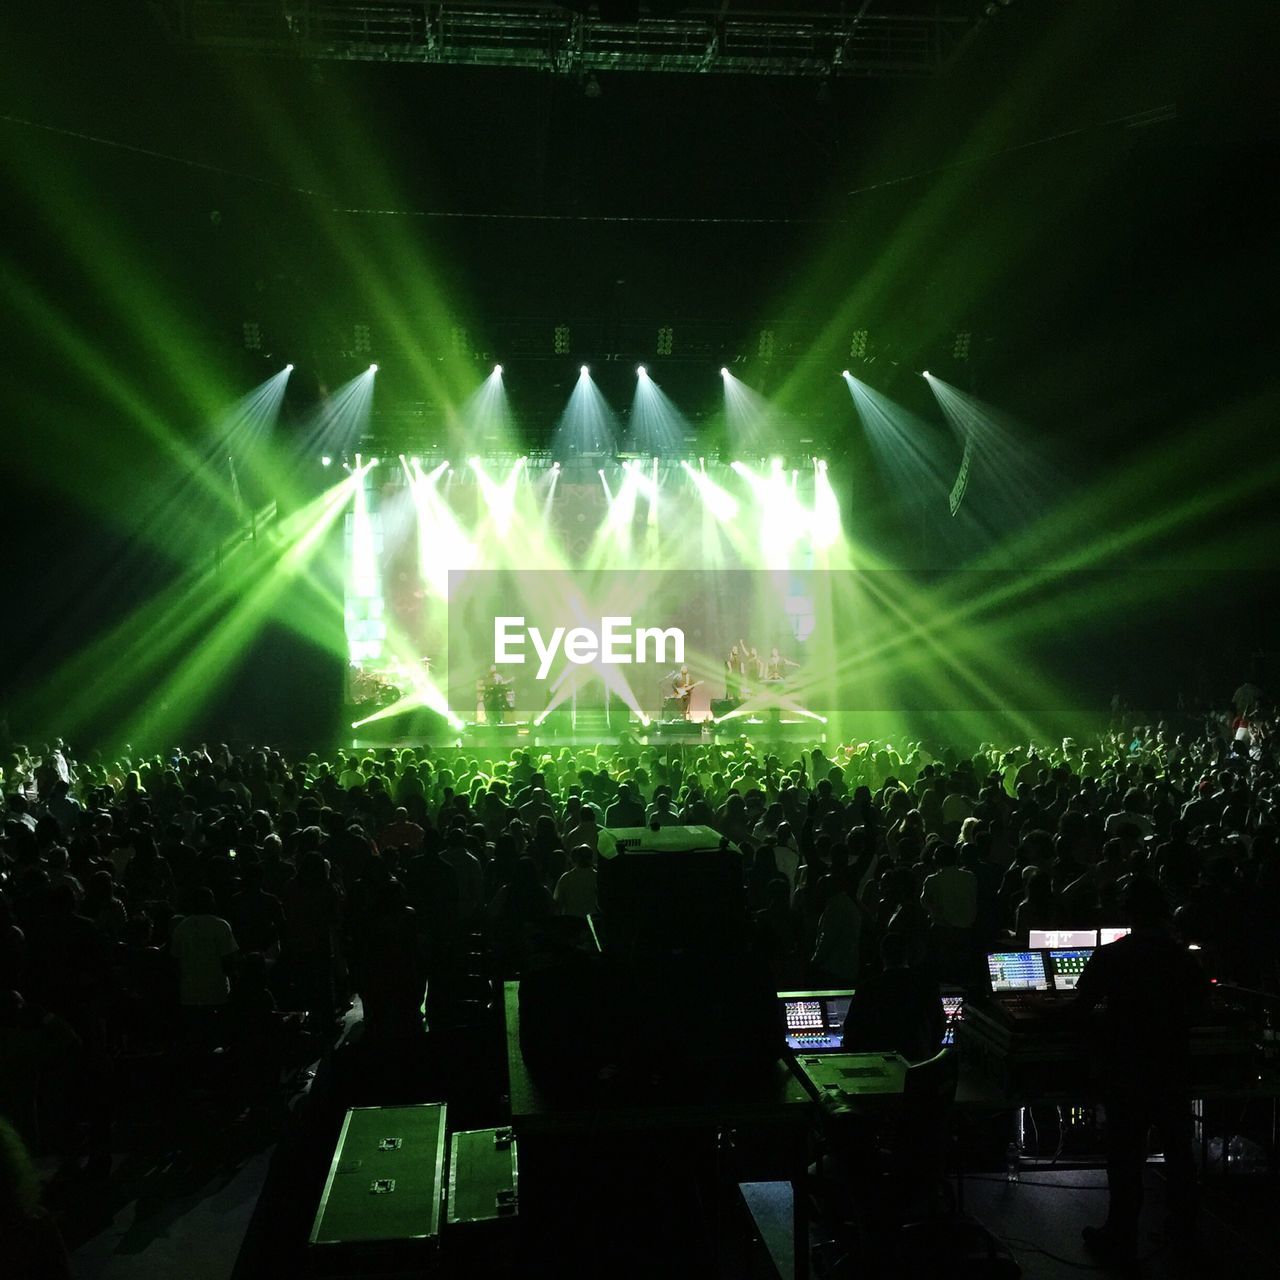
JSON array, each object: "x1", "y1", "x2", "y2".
[{"x1": 778, "y1": 990, "x2": 855, "y2": 1052}]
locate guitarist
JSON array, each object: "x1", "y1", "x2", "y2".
[{"x1": 672, "y1": 665, "x2": 700, "y2": 720}]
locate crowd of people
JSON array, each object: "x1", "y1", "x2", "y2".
[{"x1": 0, "y1": 697, "x2": 1275, "y2": 1265}]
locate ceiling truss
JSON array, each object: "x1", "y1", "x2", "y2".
[{"x1": 157, "y1": 2, "x2": 977, "y2": 79}]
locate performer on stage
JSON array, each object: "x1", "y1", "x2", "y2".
[
  {"x1": 672, "y1": 665, "x2": 700, "y2": 721},
  {"x1": 482, "y1": 664, "x2": 514, "y2": 725},
  {"x1": 765, "y1": 646, "x2": 800, "y2": 682},
  {"x1": 725, "y1": 645, "x2": 742, "y2": 701}
]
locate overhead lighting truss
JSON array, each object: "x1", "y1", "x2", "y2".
[{"x1": 159, "y1": 2, "x2": 976, "y2": 79}]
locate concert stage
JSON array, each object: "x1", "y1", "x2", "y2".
[{"x1": 351, "y1": 716, "x2": 829, "y2": 753}]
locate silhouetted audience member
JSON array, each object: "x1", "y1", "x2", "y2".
[
  {"x1": 841, "y1": 932, "x2": 945, "y2": 1062},
  {"x1": 1074, "y1": 876, "x2": 1207, "y2": 1262}
]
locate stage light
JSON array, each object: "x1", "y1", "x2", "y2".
[
  {"x1": 468, "y1": 456, "x2": 480, "y2": 467},
  {"x1": 493, "y1": 363, "x2": 503, "y2": 375},
  {"x1": 921, "y1": 370, "x2": 930, "y2": 378},
  {"x1": 720, "y1": 367, "x2": 729, "y2": 377},
  {"x1": 812, "y1": 459, "x2": 841, "y2": 548},
  {"x1": 597, "y1": 467, "x2": 604, "y2": 476},
  {"x1": 637, "y1": 365, "x2": 647, "y2": 378},
  {"x1": 841, "y1": 370, "x2": 850, "y2": 378},
  {"x1": 552, "y1": 461, "x2": 561, "y2": 471},
  {"x1": 771, "y1": 457, "x2": 783, "y2": 471},
  {"x1": 320, "y1": 456, "x2": 332, "y2": 467},
  {"x1": 285, "y1": 363, "x2": 294, "y2": 372},
  {"x1": 580, "y1": 364, "x2": 589, "y2": 376},
  {"x1": 369, "y1": 363, "x2": 379, "y2": 373},
  {"x1": 369, "y1": 457, "x2": 380, "y2": 467}
]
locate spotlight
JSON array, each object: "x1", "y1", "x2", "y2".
[
  {"x1": 285, "y1": 363, "x2": 294, "y2": 372},
  {"x1": 921, "y1": 370, "x2": 930, "y2": 378},
  {"x1": 637, "y1": 365, "x2": 647, "y2": 377},
  {"x1": 369, "y1": 363, "x2": 379, "y2": 373},
  {"x1": 552, "y1": 461, "x2": 561, "y2": 471},
  {"x1": 369, "y1": 457, "x2": 380, "y2": 467},
  {"x1": 720, "y1": 367, "x2": 729, "y2": 377},
  {"x1": 493, "y1": 364, "x2": 504, "y2": 376},
  {"x1": 818, "y1": 458, "x2": 828, "y2": 471},
  {"x1": 597, "y1": 468, "x2": 604, "y2": 476},
  {"x1": 841, "y1": 370, "x2": 850, "y2": 378},
  {"x1": 468, "y1": 456, "x2": 481, "y2": 467},
  {"x1": 580, "y1": 364, "x2": 589, "y2": 376},
  {"x1": 771, "y1": 457, "x2": 783, "y2": 471},
  {"x1": 320, "y1": 456, "x2": 332, "y2": 467}
]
